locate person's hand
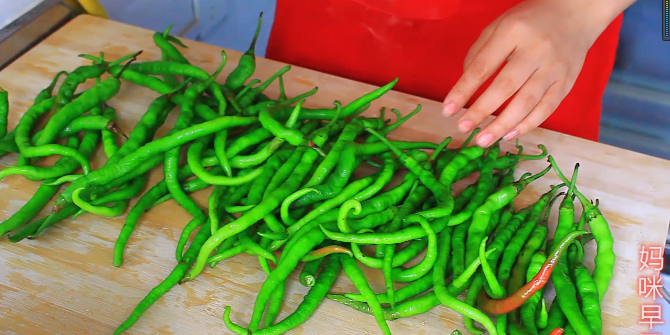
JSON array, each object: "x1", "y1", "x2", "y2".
[{"x1": 442, "y1": 0, "x2": 632, "y2": 147}]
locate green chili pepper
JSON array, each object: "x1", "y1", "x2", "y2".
[
  {"x1": 113, "y1": 221, "x2": 212, "y2": 335},
  {"x1": 573, "y1": 262, "x2": 602, "y2": 335},
  {"x1": 340, "y1": 254, "x2": 392, "y2": 335},
  {"x1": 450, "y1": 142, "x2": 501, "y2": 226},
  {"x1": 229, "y1": 254, "x2": 342, "y2": 335},
  {"x1": 225, "y1": 12, "x2": 263, "y2": 91},
  {"x1": 550, "y1": 156, "x2": 615, "y2": 304},
  {"x1": 0, "y1": 87, "x2": 8, "y2": 139}
]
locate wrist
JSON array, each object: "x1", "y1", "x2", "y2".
[
  {"x1": 555, "y1": 0, "x2": 636, "y2": 46},
  {"x1": 588, "y1": 0, "x2": 636, "y2": 27}
]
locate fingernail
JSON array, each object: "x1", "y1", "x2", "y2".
[
  {"x1": 503, "y1": 129, "x2": 519, "y2": 141},
  {"x1": 458, "y1": 120, "x2": 473, "y2": 133},
  {"x1": 476, "y1": 133, "x2": 493, "y2": 147},
  {"x1": 443, "y1": 101, "x2": 457, "y2": 116}
]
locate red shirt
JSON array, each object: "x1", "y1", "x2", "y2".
[{"x1": 266, "y1": 0, "x2": 623, "y2": 141}]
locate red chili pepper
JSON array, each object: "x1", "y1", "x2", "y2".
[
  {"x1": 477, "y1": 230, "x2": 587, "y2": 315},
  {"x1": 548, "y1": 327, "x2": 564, "y2": 335}
]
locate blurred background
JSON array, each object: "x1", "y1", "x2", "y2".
[{"x1": 1, "y1": 0, "x2": 669, "y2": 331}]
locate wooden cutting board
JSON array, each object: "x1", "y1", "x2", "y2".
[{"x1": 1, "y1": 15, "x2": 669, "y2": 335}]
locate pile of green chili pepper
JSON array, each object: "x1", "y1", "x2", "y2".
[{"x1": 0, "y1": 13, "x2": 615, "y2": 335}]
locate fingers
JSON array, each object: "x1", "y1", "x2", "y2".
[
  {"x1": 456, "y1": 52, "x2": 540, "y2": 137},
  {"x1": 503, "y1": 81, "x2": 566, "y2": 141},
  {"x1": 443, "y1": 30, "x2": 515, "y2": 117},
  {"x1": 471, "y1": 67, "x2": 557, "y2": 147}
]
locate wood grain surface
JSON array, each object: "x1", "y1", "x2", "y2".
[{"x1": 1, "y1": 15, "x2": 669, "y2": 335}]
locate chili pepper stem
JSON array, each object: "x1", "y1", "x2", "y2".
[
  {"x1": 114, "y1": 53, "x2": 141, "y2": 79},
  {"x1": 429, "y1": 136, "x2": 452, "y2": 161},
  {"x1": 566, "y1": 163, "x2": 580, "y2": 199},
  {"x1": 246, "y1": 12, "x2": 264, "y2": 56},
  {"x1": 461, "y1": 128, "x2": 481, "y2": 149},
  {"x1": 516, "y1": 165, "x2": 552, "y2": 191},
  {"x1": 110, "y1": 123, "x2": 129, "y2": 139}
]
